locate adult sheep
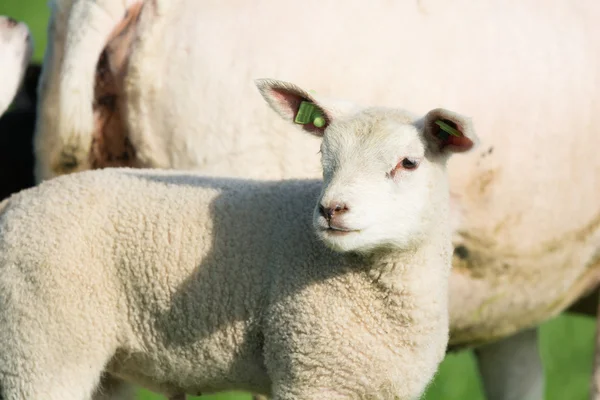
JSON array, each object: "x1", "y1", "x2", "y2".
[
  {"x1": 34, "y1": 0, "x2": 600, "y2": 399},
  {"x1": 0, "y1": 16, "x2": 32, "y2": 118},
  {"x1": 0, "y1": 79, "x2": 477, "y2": 399}
]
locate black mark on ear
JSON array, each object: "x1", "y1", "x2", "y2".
[{"x1": 480, "y1": 146, "x2": 494, "y2": 159}]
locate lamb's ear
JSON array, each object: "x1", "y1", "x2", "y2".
[
  {"x1": 420, "y1": 108, "x2": 479, "y2": 154},
  {"x1": 255, "y1": 78, "x2": 332, "y2": 137}
]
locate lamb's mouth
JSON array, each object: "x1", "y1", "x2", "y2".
[{"x1": 322, "y1": 226, "x2": 360, "y2": 236}]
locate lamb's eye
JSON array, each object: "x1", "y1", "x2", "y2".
[
  {"x1": 388, "y1": 157, "x2": 420, "y2": 179},
  {"x1": 401, "y1": 158, "x2": 419, "y2": 170}
]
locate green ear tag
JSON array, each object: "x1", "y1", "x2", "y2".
[
  {"x1": 434, "y1": 120, "x2": 461, "y2": 138},
  {"x1": 313, "y1": 116, "x2": 326, "y2": 128},
  {"x1": 295, "y1": 101, "x2": 326, "y2": 127}
]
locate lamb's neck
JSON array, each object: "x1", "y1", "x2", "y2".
[{"x1": 364, "y1": 236, "x2": 452, "y2": 296}]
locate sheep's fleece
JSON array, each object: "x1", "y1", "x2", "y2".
[{"x1": 0, "y1": 83, "x2": 477, "y2": 399}]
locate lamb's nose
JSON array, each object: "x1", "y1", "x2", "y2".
[{"x1": 319, "y1": 202, "x2": 348, "y2": 221}]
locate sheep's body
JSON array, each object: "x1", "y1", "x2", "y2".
[{"x1": 2, "y1": 81, "x2": 475, "y2": 399}]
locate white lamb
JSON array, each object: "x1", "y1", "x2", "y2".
[
  {"x1": 35, "y1": 6, "x2": 600, "y2": 400},
  {"x1": 0, "y1": 16, "x2": 32, "y2": 117},
  {"x1": 0, "y1": 78, "x2": 477, "y2": 399}
]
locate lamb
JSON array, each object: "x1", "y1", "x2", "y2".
[
  {"x1": 0, "y1": 78, "x2": 477, "y2": 399},
  {"x1": 35, "y1": 1, "x2": 600, "y2": 399},
  {"x1": 36, "y1": 0, "x2": 600, "y2": 400}
]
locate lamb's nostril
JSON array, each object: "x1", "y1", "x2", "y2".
[
  {"x1": 319, "y1": 204, "x2": 331, "y2": 220},
  {"x1": 320, "y1": 202, "x2": 348, "y2": 222},
  {"x1": 6, "y1": 17, "x2": 18, "y2": 28},
  {"x1": 333, "y1": 203, "x2": 348, "y2": 214}
]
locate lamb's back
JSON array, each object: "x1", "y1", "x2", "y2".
[{"x1": 0, "y1": 167, "x2": 327, "y2": 392}]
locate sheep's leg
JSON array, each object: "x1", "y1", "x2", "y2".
[
  {"x1": 93, "y1": 376, "x2": 184, "y2": 400},
  {"x1": 35, "y1": 0, "x2": 139, "y2": 181},
  {"x1": 0, "y1": 357, "x2": 108, "y2": 400},
  {"x1": 58, "y1": 0, "x2": 137, "y2": 171},
  {"x1": 91, "y1": 0, "x2": 143, "y2": 169},
  {"x1": 474, "y1": 327, "x2": 544, "y2": 400},
  {"x1": 270, "y1": 389, "x2": 352, "y2": 400},
  {"x1": 92, "y1": 374, "x2": 136, "y2": 400},
  {"x1": 0, "y1": 330, "x2": 114, "y2": 399},
  {"x1": 34, "y1": 0, "x2": 74, "y2": 182},
  {"x1": 591, "y1": 294, "x2": 600, "y2": 400}
]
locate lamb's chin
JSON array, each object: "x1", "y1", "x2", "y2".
[{"x1": 317, "y1": 229, "x2": 369, "y2": 253}]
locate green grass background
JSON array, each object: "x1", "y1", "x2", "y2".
[{"x1": 1, "y1": 0, "x2": 597, "y2": 398}]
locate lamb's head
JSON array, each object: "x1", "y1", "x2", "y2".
[
  {"x1": 0, "y1": 16, "x2": 33, "y2": 117},
  {"x1": 256, "y1": 78, "x2": 478, "y2": 253}
]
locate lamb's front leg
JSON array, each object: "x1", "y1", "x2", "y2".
[
  {"x1": 475, "y1": 327, "x2": 544, "y2": 400},
  {"x1": 92, "y1": 374, "x2": 136, "y2": 400},
  {"x1": 270, "y1": 385, "x2": 355, "y2": 400},
  {"x1": 92, "y1": 376, "x2": 188, "y2": 400}
]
